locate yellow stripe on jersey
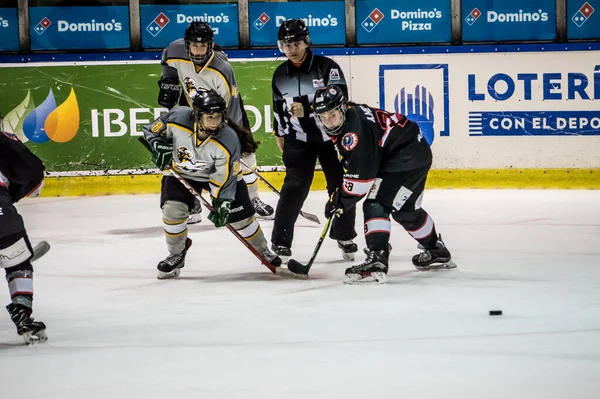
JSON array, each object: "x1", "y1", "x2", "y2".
[
  {"x1": 167, "y1": 122, "x2": 194, "y2": 136},
  {"x1": 165, "y1": 58, "x2": 193, "y2": 65},
  {"x1": 207, "y1": 138, "x2": 231, "y2": 197}
]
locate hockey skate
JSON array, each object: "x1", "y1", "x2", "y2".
[
  {"x1": 338, "y1": 240, "x2": 358, "y2": 261},
  {"x1": 261, "y1": 249, "x2": 283, "y2": 268},
  {"x1": 157, "y1": 238, "x2": 192, "y2": 279},
  {"x1": 187, "y1": 199, "x2": 202, "y2": 225},
  {"x1": 344, "y1": 246, "x2": 390, "y2": 285},
  {"x1": 252, "y1": 197, "x2": 275, "y2": 220},
  {"x1": 271, "y1": 244, "x2": 292, "y2": 264},
  {"x1": 412, "y1": 235, "x2": 456, "y2": 271},
  {"x1": 6, "y1": 303, "x2": 47, "y2": 345}
]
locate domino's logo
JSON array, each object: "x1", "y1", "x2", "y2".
[
  {"x1": 572, "y1": 2, "x2": 595, "y2": 27},
  {"x1": 147, "y1": 12, "x2": 170, "y2": 37},
  {"x1": 465, "y1": 8, "x2": 482, "y2": 26},
  {"x1": 253, "y1": 12, "x2": 270, "y2": 30},
  {"x1": 361, "y1": 8, "x2": 384, "y2": 32},
  {"x1": 34, "y1": 17, "x2": 51, "y2": 35}
]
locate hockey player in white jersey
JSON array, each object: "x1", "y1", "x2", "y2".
[
  {"x1": 143, "y1": 90, "x2": 281, "y2": 279},
  {"x1": 158, "y1": 21, "x2": 274, "y2": 223}
]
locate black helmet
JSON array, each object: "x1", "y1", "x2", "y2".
[
  {"x1": 312, "y1": 85, "x2": 348, "y2": 136},
  {"x1": 277, "y1": 19, "x2": 310, "y2": 51},
  {"x1": 184, "y1": 22, "x2": 214, "y2": 65},
  {"x1": 192, "y1": 90, "x2": 227, "y2": 137}
]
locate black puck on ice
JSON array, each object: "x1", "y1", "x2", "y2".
[{"x1": 489, "y1": 310, "x2": 503, "y2": 316}]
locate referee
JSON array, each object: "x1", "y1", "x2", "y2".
[{"x1": 270, "y1": 19, "x2": 357, "y2": 261}]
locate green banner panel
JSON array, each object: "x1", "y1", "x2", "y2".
[{"x1": 0, "y1": 61, "x2": 282, "y2": 172}]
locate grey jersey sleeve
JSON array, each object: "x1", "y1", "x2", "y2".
[
  {"x1": 209, "y1": 127, "x2": 241, "y2": 201},
  {"x1": 143, "y1": 109, "x2": 173, "y2": 146},
  {"x1": 160, "y1": 47, "x2": 179, "y2": 83}
]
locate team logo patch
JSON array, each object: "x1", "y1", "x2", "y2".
[
  {"x1": 177, "y1": 147, "x2": 194, "y2": 163},
  {"x1": 329, "y1": 68, "x2": 341, "y2": 81},
  {"x1": 329, "y1": 87, "x2": 338, "y2": 95},
  {"x1": 341, "y1": 132, "x2": 359, "y2": 151},
  {"x1": 313, "y1": 79, "x2": 325, "y2": 88}
]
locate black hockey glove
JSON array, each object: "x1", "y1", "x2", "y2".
[
  {"x1": 157, "y1": 79, "x2": 180, "y2": 109},
  {"x1": 151, "y1": 140, "x2": 173, "y2": 170},
  {"x1": 208, "y1": 197, "x2": 231, "y2": 228},
  {"x1": 324, "y1": 189, "x2": 343, "y2": 219}
]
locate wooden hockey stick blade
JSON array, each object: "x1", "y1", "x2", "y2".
[
  {"x1": 31, "y1": 241, "x2": 51, "y2": 263},
  {"x1": 239, "y1": 159, "x2": 321, "y2": 225},
  {"x1": 275, "y1": 266, "x2": 309, "y2": 280}
]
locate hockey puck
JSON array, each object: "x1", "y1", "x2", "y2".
[{"x1": 489, "y1": 310, "x2": 503, "y2": 316}]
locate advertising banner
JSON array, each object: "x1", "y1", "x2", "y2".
[
  {"x1": 363, "y1": 52, "x2": 600, "y2": 168},
  {"x1": 0, "y1": 7, "x2": 19, "y2": 52},
  {"x1": 462, "y1": 0, "x2": 556, "y2": 41},
  {"x1": 1, "y1": 49, "x2": 599, "y2": 172},
  {"x1": 0, "y1": 61, "x2": 282, "y2": 172},
  {"x1": 140, "y1": 4, "x2": 239, "y2": 49},
  {"x1": 249, "y1": 1, "x2": 345, "y2": 46},
  {"x1": 355, "y1": 0, "x2": 451, "y2": 44},
  {"x1": 567, "y1": 1, "x2": 599, "y2": 39},
  {"x1": 29, "y1": 6, "x2": 130, "y2": 51}
]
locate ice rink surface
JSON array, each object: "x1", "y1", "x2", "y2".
[{"x1": 1, "y1": 189, "x2": 599, "y2": 398}]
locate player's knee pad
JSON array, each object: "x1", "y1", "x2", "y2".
[
  {"x1": 392, "y1": 208, "x2": 427, "y2": 230},
  {"x1": 0, "y1": 233, "x2": 33, "y2": 269},
  {"x1": 162, "y1": 200, "x2": 188, "y2": 238},
  {"x1": 363, "y1": 200, "x2": 392, "y2": 237},
  {"x1": 230, "y1": 216, "x2": 267, "y2": 252}
]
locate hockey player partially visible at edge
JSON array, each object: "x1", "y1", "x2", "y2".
[
  {"x1": 143, "y1": 90, "x2": 282, "y2": 279},
  {"x1": 312, "y1": 85, "x2": 457, "y2": 285},
  {"x1": 158, "y1": 21, "x2": 275, "y2": 223},
  {"x1": 0, "y1": 114, "x2": 48, "y2": 343}
]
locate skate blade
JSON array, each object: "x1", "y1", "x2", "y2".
[
  {"x1": 255, "y1": 214, "x2": 275, "y2": 221},
  {"x1": 157, "y1": 269, "x2": 182, "y2": 279},
  {"x1": 23, "y1": 330, "x2": 47, "y2": 345},
  {"x1": 344, "y1": 272, "x2": 387, "y2": 285},
  {"x1": 186, "y1": 217, "x2": 202, "y2": 225},
  {"x1": 415, "y1": 260, "x2": 457, "y2": 271},
  {"x1": 276, "y1": 267, "x2": 309, "y2": 280},
  {"x1": 341, "y1": 252, "x2": 355, "y2": 261}
]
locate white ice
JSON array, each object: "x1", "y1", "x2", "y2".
[{"x1": 1, "y1": 189, "x2": 599, "y2": 398}]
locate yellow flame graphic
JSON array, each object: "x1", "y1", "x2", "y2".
[{"x1": 44, "y1": 88, "x2": 80, "y2": 143}]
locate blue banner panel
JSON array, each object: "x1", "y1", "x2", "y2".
[
  {"x1": 249, "y1": 2, "x2": 345, "y2": 46},
  {"x1": 0, "y1": 8, "x2": 19, "y2": 51},
  {"x1": 568, "y1": 0, "x2": 600, "y2": 39},
  {"x1": 29, "y1": 6, "x2": 130, "y2": 50},
  {"x1": 462, "y1": 0, "x2": 556, "y2": 41},
  {"x1": 468, "y1": 111, "x2": 600, "y2": 136},
  {"x1": 356, "y1": 0, "x2": 451, "y2": 44},
  {"x1": 141, "y1": 4, "x2": 239, "y2": 49}
]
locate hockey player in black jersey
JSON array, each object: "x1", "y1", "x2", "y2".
[
  {"x1": 312, "y1": 85, "x2": 456, "y2": 285},
  {"x1": 0, "y1": 115, "x2": 48, "y2": 343}
]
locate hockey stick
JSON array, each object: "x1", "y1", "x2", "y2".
[
  {"x1": 31, "y1": 241, "x2": 51, "y2": 263},
  {"x1": 287, "y1": 212, "x2": 337, "y2": 276},
  {"x1": 240, "y1": 159, "x2": 321, "y2": 225},
  {"x1": 138, "y1": 137, "x2": 305, "y2": 279}
]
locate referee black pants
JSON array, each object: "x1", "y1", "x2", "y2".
[{"x1": 271, "y1": 139, "x2": 357, "y2": 248}]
